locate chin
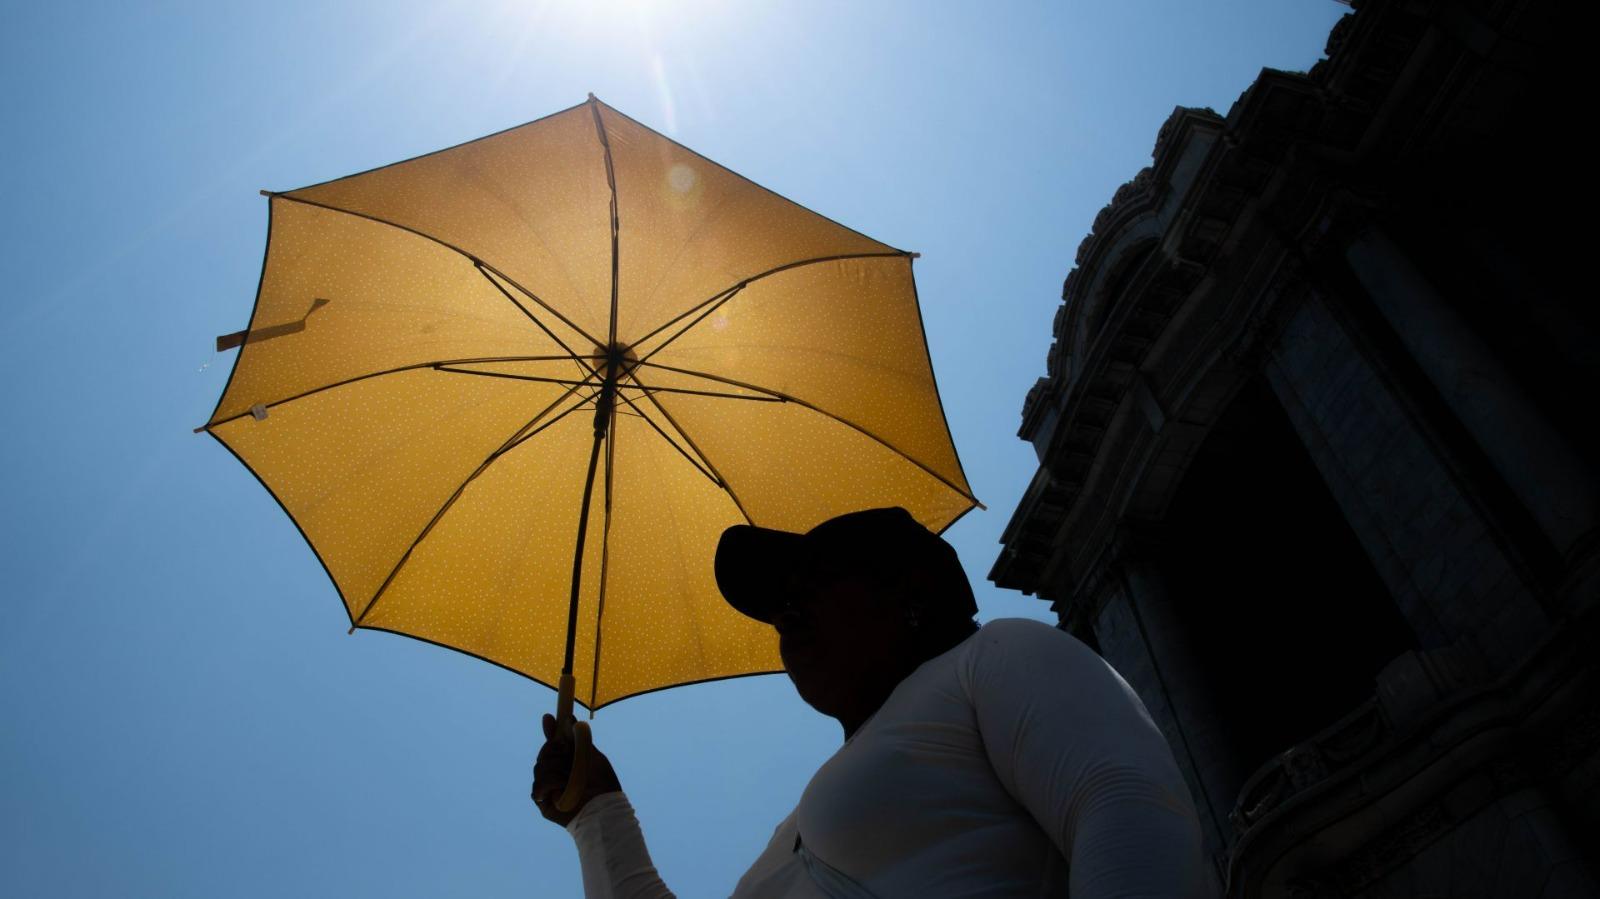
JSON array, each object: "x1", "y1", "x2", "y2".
[{"x1": 784, "y1": 667, "x2": 840, "y2": 716}]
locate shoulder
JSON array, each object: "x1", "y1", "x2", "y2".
[
  {"x1": 968, "y1": 617, "x2": 1093, "y2": 658},
  {"x1": 955, "y1": 617, "x2": 1107, "y2": 686},
  {"x1": 957, "y1": 619, "x2": 1164, "y2": 750},
  {"x1": 976, "y1": 616, "x2": 1072, "y2": 640}
]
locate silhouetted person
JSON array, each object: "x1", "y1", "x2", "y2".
[{"x1": 534, "y1": 507, "x2": 1204, "y2": 897}]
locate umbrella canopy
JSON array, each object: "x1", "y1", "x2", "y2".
[{"x1": 201, "y1": 96, "x2": 978, "y2": 712}]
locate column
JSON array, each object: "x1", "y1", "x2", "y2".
[{"x1": 1345, "y1": 227, "x2": 1598, "y2": 557}]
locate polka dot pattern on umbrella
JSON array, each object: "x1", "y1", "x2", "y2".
[{"x1": 204, "y1": 97, "x2": 976, "y2": 711}]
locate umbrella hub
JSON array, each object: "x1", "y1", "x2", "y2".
[
  {"x1": 595, "y1": 343, "x2": 638, "y2": 381},
  {"x1": 589, "y1": 343, "x2": 637, "y2": 439}
]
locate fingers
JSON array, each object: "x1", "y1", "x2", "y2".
[
  {"x1": 532, "y1": 722, "x2": 574, "y2": 808},
  {"x1": 533, "y1": 782, "x2": 559, "y2": 807},
  {"x1": 533, "y1": 712, "x2": 597, "y2": 824},
  {"x1": 535, "y1": 742, "x2": 573, "y2": 781},
  {"x1": 532, "y1": 762, "x2": 564, "y2": 808}
]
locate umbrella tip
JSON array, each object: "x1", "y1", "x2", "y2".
[
  {"x1": 587, "y1": 92, "x2": 598, "y2": 102},
  {"x1": 259, "y1": 189, "x2": 275, "y2": 198},
  {"x1": 347, "y1": 625, "x2": 356, "y2": 635},
  {"x1": 909, "y1": 252, "x2": 922, "y2": 259}
]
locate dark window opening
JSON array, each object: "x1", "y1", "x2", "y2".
[{"x1": 1159, "y1": 376, "x2": 1417, "y2": 789}]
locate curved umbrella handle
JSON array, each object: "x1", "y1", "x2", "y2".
[{"x1": 554, "y1": 673, "x2": 591, "y2": 813}]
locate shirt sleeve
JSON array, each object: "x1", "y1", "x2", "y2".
[
  {"x1": 959, "y1": 618, "x2": 1206, "y2": 898},
  {"x1": 564, "y1": 792, "x2": 677, "y2": 899}
]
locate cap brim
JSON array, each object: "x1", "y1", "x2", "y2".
[{"x1": 715, "y1": 524, "x2": 806, "y2": 623}]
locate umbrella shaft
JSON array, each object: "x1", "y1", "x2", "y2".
[{"x1": 561, "y1": 373, "x2": 618, "y2": 683}]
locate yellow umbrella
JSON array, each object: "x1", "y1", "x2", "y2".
[{"x1": 199, "y1": 95, "x2": 978, "y2": 804}]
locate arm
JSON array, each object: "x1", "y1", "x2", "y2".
[
  {"x1": 534, "y1": 715, "x2": 676, "y2": 899},
  {"x1": 564, "y1": 793, "x2": 677, "y2": 899},
  {"x1": 961, "y1": 619, "x2": 1205, "y2": 898}
]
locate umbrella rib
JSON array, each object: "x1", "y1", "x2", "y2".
[
  {"x1": 437, "y1": 366, "x2": 778, "y2": 403},
  {"x1": 351, "y1": 380, "x2": 602, "y2": 628},
  {"x1": 634, "y1": 360, "x2": 983, "y2": 508},
  {"x1": 628, "y1": 283, "x2": 737, "y2": 361},
  {"x1": 903, "y1": 256, "x2": 981, "y2": 515},
  {"x1": 435, "y1": 366, "x2": 598, "y2": 388},
  {"x1": 199, "y1": 355, "x2": 598, "y2": 430},
  {"x1": 631, "y1": 284, "x2": 743, "y2": 371},
  {"x1": 598, "y1": 99, "x2": 909, "y2": 258},
  {"x1": 627, "y1": 379, "x2": 757, "y2": 527},
  {"x1": 496, "y1": 386, "x2": 606, "y2": 458},
  {"x1": 625, "y1": 250, "x2": 911, "y2": 363},
  {"x1": 612, "y1": 384, "x2": 721, "y2": 488},
  {"x1": 268, "y1": 193, "x2": 606, "y2": 349},
  {"x1": 587, "y1": 96, "x2": 622, "y2": 349},
  {"x1": 626, "y1": 383, "x2": 783, "y2": 403},
  {"x1": 474, "y1": 264, "x2": 599, "y2": 378}
]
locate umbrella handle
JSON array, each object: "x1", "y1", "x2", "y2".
[{"x1": 554, "y1": 673, "x2": 591, "y2": 813}]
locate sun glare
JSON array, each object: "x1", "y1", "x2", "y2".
[{"x1": 488, "y1": 0, "x2": 735, "y2": 135}]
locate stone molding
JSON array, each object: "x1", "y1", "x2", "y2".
[{"x1": 1224, "y1": 612, "x2": 1599, "y2": 896}]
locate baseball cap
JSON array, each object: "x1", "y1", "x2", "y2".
[{"x1": 714, "y1": 507, "x2": 977, "y2": 624}]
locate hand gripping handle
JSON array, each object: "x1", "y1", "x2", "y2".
[{"x1": 554, "y1": 674, "x2": 591, "y2": 813}]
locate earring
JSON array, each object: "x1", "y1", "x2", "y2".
[{"x1": 906, "y1": 605, "x2": 921, "y2": 631}]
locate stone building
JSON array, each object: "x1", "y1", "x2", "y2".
[{"x1": 989, "y1": 1, "x2": 1596, "y2": 895}]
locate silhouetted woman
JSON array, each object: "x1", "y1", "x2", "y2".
[{"x1": 534, "y1": 507, "x2": 1204, "y2": 897}]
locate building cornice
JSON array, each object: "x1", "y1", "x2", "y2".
[{"x1": 990, "y1": 2, "x2": 1436, "y2": 606}]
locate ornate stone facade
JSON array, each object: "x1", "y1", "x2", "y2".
[{"x1": 991, "y1": 1, "x2": 1596, "y2": 895}]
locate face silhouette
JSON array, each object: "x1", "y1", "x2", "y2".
[{"x1": 774, "y1": 563, "x2": 911, "y2": 719}]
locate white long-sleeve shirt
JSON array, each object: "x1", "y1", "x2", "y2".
[{"x1": 565, "y1": 618, "x2": 1205, "y2": 897}]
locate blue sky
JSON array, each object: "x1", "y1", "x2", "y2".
[{"x1": 1, "y1": 2, "x2": 1343, "y2": 895}]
